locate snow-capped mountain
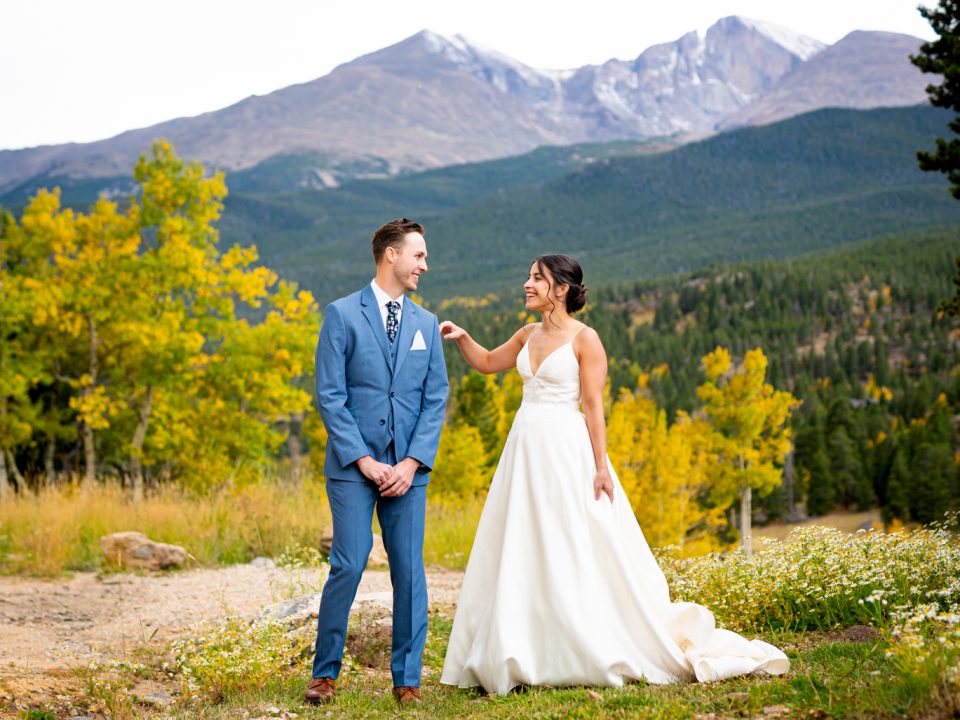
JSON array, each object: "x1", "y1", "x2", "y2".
[
  {"x1": 720, "y1": 30, "x2": 929, "y2": 129},
  {"x1": 557, "y1": 16, "x2": 826, "y2": 139},
  {"x1": 0, "y1": 16, "x2": 929, "y2": 198}
]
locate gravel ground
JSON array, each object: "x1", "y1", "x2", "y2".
[{"x1": 0, "y1": 563, "x2": 464, "y2": 676}]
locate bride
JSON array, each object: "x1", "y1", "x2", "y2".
[{"x1": 438, "y1": 254, "x2": 789, "y2": 695}]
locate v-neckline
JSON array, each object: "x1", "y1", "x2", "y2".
[
  {"x1": 527, "y1": 323, "x2": 586, "y2": 376},
  {"x1": 526, "y1": 340, "x2": 572, "y2": 377}
]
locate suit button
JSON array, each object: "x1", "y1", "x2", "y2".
[
  {"x1": 390, "y1": 391, "x2": 396, "y2": 398},
  {"x1": 379, "y1": 419, "x2": 386, "y2": 425}
]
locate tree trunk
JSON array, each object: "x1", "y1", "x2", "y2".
[
  {"x1": 0, "y1": 449, "x2": 9, "y2": 499},
  {"x1": 44, "y1": 435, "x2": 57, "y2": 487},
  {"x1": 129, "y1": 387, "x2": 154, "y2": 503},
  {"x1": 784, "y1": 450, "x2": 798, "y2": 522},
  {"x1": 81, "y1": 315, "x2": 99, "y2": 490},
  {"x1": 286, "y1": 412, "x2": 303, "y2": 482},
  {"x1": 740, "y1": 486, "x2": 752, "y2": 559},
  {"x1": 4, "y1": 448, "x2": 23, "y2": 494}
]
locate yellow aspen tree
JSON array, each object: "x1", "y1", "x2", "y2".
[
  {"x1": 0, "y1": 211, "x2": 47, "y2": 494},
  {"x1": 431, "y1": 423, "x2": 489, "y2": 498},
  {"x1": 9, "y1": 141, "x2": 320, "y2": 495},
  {"x1": 121, "y1": 141, "x2": 319, "y2": 491},
  {"x1": 497, "y1": 370, "x2": 524, "y2": 438},
  {"x1": 16, "y1": 190, "x2": 138, "y2": 487},
  {"x1": 607, "y1": 374, "x2": 723, "y2": 554},
  {"x1": 697, "y1": 347, "x2": 800, "y2": 558}
]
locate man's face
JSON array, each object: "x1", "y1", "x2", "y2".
[{"x1": 389, "y1": 232, "x2": 428, "y2": 292}]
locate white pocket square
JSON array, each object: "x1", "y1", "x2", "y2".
[{"x1": 410, "y1": 329, "x2": 427, "y2": 351}]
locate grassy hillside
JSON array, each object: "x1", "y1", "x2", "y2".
[
  {"x1": 5, "y1": 106, "x2": 958, "y2": 306},
  {"x1": 215, "y1": 137, "x2": 673, "y2": 269},
  {"x1": 416, "y1": 106, "x2": 960, "y2": 297},
  {"x1": 227, "y1": 105, "x2": 960, "y2": 303}
]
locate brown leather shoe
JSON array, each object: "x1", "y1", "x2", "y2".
[
  {"x1": 304, "y1": 677, "x2": 336, "y2": 704},
  {"x1": 392, "y1": 686, "x2": 422, "y2": 706}
]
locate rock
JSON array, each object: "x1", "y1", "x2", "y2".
[
  {"x1": 255, "y1": 592, "x2": 323, "y2": 627},
  {"x1": 842, "y1": 624, "x2": 879, "y2": 643},
  {"x1": 132, "y1": 680, "x2": 175, "y2": 707},
  {"x1": 319, "y1": 528, "x2": 389, "y2": 568},
  {"x1": 353, "y1": 590, "x2": 392, "y2": 612},
  {"x1": 141, "y1": 691, "x2": 174, "y2": 707},
  {"x1": 758, "y1": 705, "x2": 791, "y2": 717},
  {"x1": 249, "y1": 556, "x2": 277, "y2": 569},
  {"x1": 101, "y1": 531, "x2": 188, "y2": 571},
  {"x1": 367, "y1": 534, "x2": 389, "y2": 566}
]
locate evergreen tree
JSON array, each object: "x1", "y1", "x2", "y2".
[
  {"x1": 882, "y1": 448, "x2": 911, "y2": 525},
  {"x1": 910, "y1": 0, "x2": 960, "y2": 314},
  {"x1": 453, "y1": 371, "x2": 504, "y2": 461},
  {"x1": 806, "y1": 445, "x2": 835, "y2": 517},
  {"x1": 910, "y1": 442, "x2": 954, "y2": 524}
]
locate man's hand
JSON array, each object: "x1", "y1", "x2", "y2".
[
  {"x1": 357, "y1": 455, "x2": 392, "y2": 486},
  {"x1": 379, "y1": 457, "x2": 420, "y2": 497}
]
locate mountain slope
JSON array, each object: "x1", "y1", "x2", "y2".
[{"x1": 250, "y1": 106, "x2": 960, "y2": 301}]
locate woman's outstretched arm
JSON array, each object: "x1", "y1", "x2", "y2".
[
  {"x1": 576, "y1": 327, "x2": 614, "y2": 503},
  {"x1": 439, "y1": 321, "x2": 534, "y2": 375}
]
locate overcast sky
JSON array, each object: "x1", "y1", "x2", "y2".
[{"x1": 1, "y1": 0, "x2": 936, "y2": 151}]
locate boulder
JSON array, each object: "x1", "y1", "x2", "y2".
[
  {"x1": 319, "y1": 528, "x2": 389, "y2": 567},
  {"x1": 101, "y1": 531, "x2": 188, "y2": 571},
  {"x1": 255, "y1": 591, "x2": 323, "y2": 627},
  {"x1": 841, "y1": 624, "x2": 880, "y2": 643}
]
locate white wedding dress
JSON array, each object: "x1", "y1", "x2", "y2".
[{"x1": 440, "y1": 334, "x2": 790, "y2": 695}]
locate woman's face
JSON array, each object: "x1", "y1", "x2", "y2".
[{"x1": 523, "y1": 261, "x2": 565, "y2": 312}]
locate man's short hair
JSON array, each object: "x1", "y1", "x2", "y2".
[{"x1": 372, "y1": 218, "x2": 425, "y2": 264}]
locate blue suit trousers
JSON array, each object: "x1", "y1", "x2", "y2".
[{"x1": 311, "y1": 474, "x2": 428, "y2": 687}]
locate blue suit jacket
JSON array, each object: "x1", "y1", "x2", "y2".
[{"x1": 315, "y1": 284, "x2": 448, "y2": 484}]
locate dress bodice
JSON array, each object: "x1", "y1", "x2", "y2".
[{"x1": 516, "y1": 339, "x2": 582, "y2": 410}]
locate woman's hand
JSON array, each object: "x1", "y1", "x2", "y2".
[
  {"x1": 439, "y1": 320, "x2": 467, "y2": 340},
  {"x1": 594, "y1": 467, "x2": 614, "y2": 503}
]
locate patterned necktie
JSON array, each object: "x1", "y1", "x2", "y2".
[{"x1": 386, "y1": 300, "x2": 400, "y2": 344}]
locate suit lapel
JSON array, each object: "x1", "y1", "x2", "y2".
[
  {"x1": 392, "y1": 301, "x2": 418, "y2": 376},
  {"x1": 360, "y1": 285, "x2": 392, "y2": 371}
]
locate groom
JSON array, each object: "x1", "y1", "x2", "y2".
[{"x1": 306, "y1": 218, "x2": 448, "y2": 706}]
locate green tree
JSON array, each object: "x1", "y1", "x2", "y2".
[
  {"x1": 882, "y1": 447, "x2": 911, "y2": 525},
  {"x1": 454, "y1": 372, "x2": 504, "y2": 461},
  {"x1": 795, "y1": 404, "x2": 836, "y2": 516},
  {"x1": 910, "y1": 442, "x2": 954, "y2": 523},
  {"x1": 911, "y1": 0, "x2": 960, "y2": 315}
]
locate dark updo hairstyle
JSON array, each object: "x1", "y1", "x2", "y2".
[{"x1": 534, "y1": 253, "x2": 588, "y2": 316}]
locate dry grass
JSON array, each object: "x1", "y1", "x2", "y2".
[
  {"x1": 0, "y1": 476, "x2": 890, "y2": 578},
  {"x1": 753, "y1": 509, "x2": 882, "y2": 547},
  {"x1": 0, "y1": 480, "x2": 483, "y2": 576},
  {"x1": 424, "y1": 496, "x2": 484, "y2": 570},
  {"x1": 0, "y1": 481, "x2": 332, "y2": 575}
]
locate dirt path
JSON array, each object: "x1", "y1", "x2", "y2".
[{"x1": 0, "y1": 563, "x2": 464, "y2": 678}]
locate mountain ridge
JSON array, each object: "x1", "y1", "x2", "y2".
[{"x1": 0, "y1": 16, "x2": 929, "y2": 199}]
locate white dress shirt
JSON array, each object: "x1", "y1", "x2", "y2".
[{"x1": 370, "y1": 280, "x2": 404, "y2": 331}]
